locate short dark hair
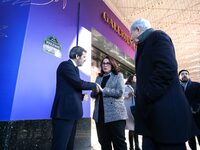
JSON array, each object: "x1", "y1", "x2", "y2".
[
  {"x1": 69, "y1": 46, "x2": 86, "y2": 59},
  {"x1": 178, "y1": 69, "x2": 189, "y2": 76},
  {"x1": 99, "y1": 55, "x2": 120, "y2": 76}
]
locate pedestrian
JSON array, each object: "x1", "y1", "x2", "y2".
[
  {"x1": 130, "y1": 18, "x2": 199, "y2": 150},
  {"x1": 91, "y1": 55, "x2": 128, "y2": 150},
  {"x1": 179, "y1": 69, "x2": 200, "y2": 150},
  {"x1": 51, "y1": 46, "x2": 98, "y2": 150},
  {"x1": 124, "y1": 74, "x2": 140, "y2": 150}
]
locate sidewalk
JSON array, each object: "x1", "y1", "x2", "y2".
[{"x1": 91, "y1": 123, "x2": 200, "y2": 150}]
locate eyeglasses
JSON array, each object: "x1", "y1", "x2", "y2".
[{"x1": 102, "y1": 62, "x2": 111, "y2": 66}]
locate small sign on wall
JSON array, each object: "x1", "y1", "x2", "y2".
[{"x1": 43, "y1": 36, "x2": 62, "y2": 58}]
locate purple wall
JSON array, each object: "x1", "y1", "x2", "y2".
[
  {"x1": 10, "y1": 0, "x2": 80, "y2": 120},
  {"x1": 1, "y1": 0, "x2": 135, "y2": 120},
  {"x1": 80, "y1": 0, "x2": 134, "y2": 57}
]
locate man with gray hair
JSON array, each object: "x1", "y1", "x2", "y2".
[{"x1": 130, "y1": 19, "x2": 199, "y2": 150}]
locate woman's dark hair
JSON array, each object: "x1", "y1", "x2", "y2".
[
  {"x1": 99, "y1": 55, "x2": 120, "y2": 76},
  {"x1": 125, "y1": 74, "x2": 135, "y2": 85}
]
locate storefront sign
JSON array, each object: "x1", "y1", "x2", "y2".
[{"x1": 102, "y1": 12, "x2": 133, "y2": 48}]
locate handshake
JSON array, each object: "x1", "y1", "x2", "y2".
[
  {"x1": 95, "y1": 83, "x2": 103, "y2": 93},
  {"x1": 90, "y1": 83, "x2": 103, "y2": 98}
]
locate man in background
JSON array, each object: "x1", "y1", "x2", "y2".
[
  {"x1": 179, "y1": 69, "x2": 200, "y2": 150},
  {"x1": 51, "y1": 46, "x2": 98, "y2": 150}
]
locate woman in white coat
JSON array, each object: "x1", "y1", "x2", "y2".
[{"x1": 124, "y1": 74, "x2": 140, "y2": 150}]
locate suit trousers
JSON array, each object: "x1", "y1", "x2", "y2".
[
  {"x1": 96, "y1": 120, "x2": 127, "y2": 150},
  {"x1": 51, "y1": 119, "x2": 77, "y2": 150},
  {"x1": 142, "y1": 136, "x2": 186, "y2": 150}
]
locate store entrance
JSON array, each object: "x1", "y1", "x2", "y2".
[{"x1": 91, "y1": 28, "x2": 135, "y2": 81}]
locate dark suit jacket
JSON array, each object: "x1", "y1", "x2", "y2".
[
  {"x1": 184, "y1": 80, "x2": 200, "y2": 128},
  {"x1": 51, "y1": 60, "x2": 96, "y2": 120},
  {"x1": 135, "y1": 30, "x2": 198, "y2": 144}
]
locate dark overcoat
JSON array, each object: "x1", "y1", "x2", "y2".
[
  {"x1": 135, "y1": 30, "x2": 198, "y2": 144},
  {"x1": 185, "y1": 80, "x2": 200, "y2": 128}
]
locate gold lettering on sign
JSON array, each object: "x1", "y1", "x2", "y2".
[{"x1": 102, "y1": 12, "x2": 133, "y2": 49}]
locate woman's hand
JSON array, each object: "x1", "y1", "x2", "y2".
[{"x1": 96, "y1": 83, "x2": 103, "y2": 92}]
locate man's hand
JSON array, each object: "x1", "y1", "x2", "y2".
[
  {"x1": 96, "y1": 83, "x2": 103, "y2": 92},
  {"x1": 83, "y1": 94, "x2": 88, "y2": 101},
  {"x1": 128, "y1": 92, "x2": 134, "y2": 97}
]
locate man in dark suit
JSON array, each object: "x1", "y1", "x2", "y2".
[
  {"x1": 51, "y1": 46, "x2": 98, "y2": 150},
  {"x1": 130, "y1": 19, "x2": 199, "y2": 150},
  {"x1": 179, "y1": 69, "x2": 200, "y2": 150}
]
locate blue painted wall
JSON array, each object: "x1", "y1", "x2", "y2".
[{"x1": 0, "y1": 2, "x2": 30, "y2": 120}]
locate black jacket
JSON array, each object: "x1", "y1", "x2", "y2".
[
  {"x1": 184, "y1": 80, "x2": 200, "y2": 128},
  {"x1": 51, "y1": 60, "x2": 96, "y2": 120},
  {"x1": 135, "y1": 30, "x2": 198, "y2": 144}
]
